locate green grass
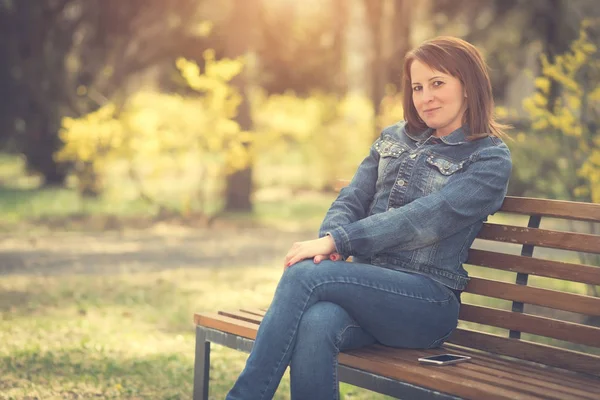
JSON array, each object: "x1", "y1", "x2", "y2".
[
  {"x1": 0, "y1": 153, "x2": 336, "y2": 233},
  {"x1": 0, "y1": 266, "x2": 394, "y2": 399}
]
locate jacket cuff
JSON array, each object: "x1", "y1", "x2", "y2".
[{"x1": 326, "y1": 228, "x2": 351, "y2": 259}]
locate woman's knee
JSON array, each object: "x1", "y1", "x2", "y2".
[
  {"x1": 297, "y1": 302, "x2": 354, "y2": 347},
  {"x1": 280, "y1": 259, "x2": 315, "y2": 284}
]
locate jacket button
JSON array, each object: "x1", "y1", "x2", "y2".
[{"x1": 397, "y1": 179, "x2": 406, "y2": 186}]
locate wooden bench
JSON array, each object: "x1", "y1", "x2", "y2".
[{"x1": 193, "y1": 196, "x2": 600, "y2": 399}]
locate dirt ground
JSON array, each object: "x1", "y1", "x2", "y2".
[{"x1": 0, "y1": 224, "x2": 315, "y2": 276}]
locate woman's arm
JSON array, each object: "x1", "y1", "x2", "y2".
[
  {"x1": 317, "y1": 134, "x2": 383, "y2": 239},
  {"x1": 327, "y1": 144, "x2": 512, "y2": 259}
]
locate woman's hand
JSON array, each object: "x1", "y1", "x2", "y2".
[
  {"x1": 312, "y1": 252, "x2": 342, "y2": 264},
  {"x1": 284, "y1": 236, "x2": 336, "y2": 268}
]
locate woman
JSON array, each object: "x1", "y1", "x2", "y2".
[{"x1": 227, "y1": 36, "x2": 512, "y2": 399}]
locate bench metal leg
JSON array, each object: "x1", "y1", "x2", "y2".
[{"x1": 193, "y1": 326, "x2": 210, "y2": 400}]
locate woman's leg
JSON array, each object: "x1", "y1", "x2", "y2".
[
  {"x1": 289, "y1": 301, "x2": 376, "y2": 400},
  {"x1": 226, "y1": 259, "x2": 460, "y2": 400}
]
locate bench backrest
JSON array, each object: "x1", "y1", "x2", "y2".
[
  {"x1": 455, "y1": 196, "x2": 600, "y2": 377},
  {"x1": 334, "y1": 182, "x2": 600, "y2": 377}
]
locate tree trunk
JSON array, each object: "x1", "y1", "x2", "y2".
[
  {"x1": 22, "y1": 114, "x2": 68, "y2": 186},
  {"x1": 364, "y1": 0, "x2": 385, "y2": 118},
  {"x1": 223, "y1": 0, "x2": 257, "y2": 212},
  {"x1": 388, "y1": 0, "x2": 411, "y2": 88},
  {"x1": 331, "y1": 0, "x2": 348, "y2": 94}
]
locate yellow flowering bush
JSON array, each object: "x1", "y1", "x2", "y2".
[
  {"x1": 252, "y1": 90, "x2": 380, "y2": 190},
  {"x1": 56, "y1": 50, "x2": 249, "y2": 213},
  {"x1": 522, "y1": 20, "x2": 600, "y2": 202}
]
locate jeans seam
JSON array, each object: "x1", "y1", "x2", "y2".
[
  {"x1": 314, "y1": 279, "x2": 453, "y2": 304},
  {"x1": 333, "y1": 324, "x2": 359, "y2": 400},
  {"x1": 261, "y1": 309, "x2": 304, "y2": 398},
  {"x1": 260, "y1": 281, "x2": 327, "y2": 399}
]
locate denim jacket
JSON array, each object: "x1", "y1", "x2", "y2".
[{"x1": 319, "y1": 121, "x2": 512, "y2": 290}]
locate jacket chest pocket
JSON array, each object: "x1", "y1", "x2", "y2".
[
  {"x1": 375, "y1": 139, "x2": 406, "y2": 178},
  {"x1": 425, "y1": 155, "x2": 466, "y2": 191}
]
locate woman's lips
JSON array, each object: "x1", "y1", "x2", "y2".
[{"x1": 423, "y1": 107, "x2": 441, "y2": 116}]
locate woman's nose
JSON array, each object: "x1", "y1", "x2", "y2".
[{"x1": 422, "y1": 88, "x2": 434, "y2": 103}]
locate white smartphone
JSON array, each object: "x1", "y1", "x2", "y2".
[{"x1": 418, "y1": 354, "x2": 471, "y2": 366}]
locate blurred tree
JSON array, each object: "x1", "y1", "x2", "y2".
[
  {"x1": 222, "y1": 0, "x2": 258, "y2": 212},
  {"x1": 255, "y1": 0, "x2": 346, "y2": 95},
  {"x1": 0, "y1": 0, "x2": 206, "y2": 188},
  {"x1": 363, "y1": 0, "x2": 411, "y2": 121}
]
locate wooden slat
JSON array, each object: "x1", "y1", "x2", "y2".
[
  {"x1": 447, "y1": 328, "x2": 600, "y2": 377},
  {"x1": 449, "y1": 358, "x2": 599, "y2": 400},
  {"x1": 194, "y1": 312, "x2": 258, "y2": 340},
  {"x1": 219, "y1": 310, "x2": 263, "y2": 324},
  {"x1": 444, "y1": 344, "x2": 600, "y2": 390},
  {"x1": 467, "y1": 249, "x2": 600, "y2": 285},
  {"x1": 465, "y1": 277, "x2": 600, "y2": 316},
  {"x1": 368, "y1": 346, "x2": 592, "y2": 400},
  {"x1": 438, "y1": 349, "x2": 600, "y2": 398},
  {"x1": 239, "y1": 308, "x2": 266, "y2": 317},
  {"x1": 459, "y1": 304, "x2": 600, "y2": 347},
  {"x1": 499, "y1": 196, "x2": 600, "y2": 223},
  {"x1": 445, "y1": 350, "x2": 598, "y2": 399},
  {"x1": 340, "y1": 348, "x2": 539, "y2": 400},
  {"x1": 477, "y1": 223, "x2": 600, "y2": 254}
]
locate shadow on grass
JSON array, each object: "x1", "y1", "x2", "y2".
[
  {"x1": 0, "y1": 228, "x2": 311, "y2": 277},
  {"x1": 1, "y1": 347, "x2": 194, "y2": 399},
  {"x1": 0, "y1": 272, "x2": 185, "y2": 314}
]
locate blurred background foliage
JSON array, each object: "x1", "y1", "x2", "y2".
[{"x1": 1, "y1": 0, "x2": 599, "y2": 224}]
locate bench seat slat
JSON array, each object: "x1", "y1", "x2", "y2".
[
  {"x1": 364, "y1": 346, "x2": 594, "y2": 400},
  {"x1": 238, "y1": 308, "x2": 265, "y2": 317},
  {"x1": 218, "y1": 310, "x2": 263, "y2": 324},
  {"x1": 465, "y1": 277, "x2": 600, "y2": 316},
  {"x1": 194, "y1": 313, "x2": 257, "y2": 340},
  {"x1": 448, "y1": 328, "x2": 600, "y2": 377},
  {"x1": 477, "y1": 223, "x2": 600, "y2": 254},
  {"x1": 459, "y1": 304, "x2": 600, "y2": 347},
  {"x1": 444, "y1": 345, "x2": 600, "y2": 390},
  {"x1": 447, "y1": 358, "x2": 598, "y2": 400},
  {"x1": 340, "y1": 348, "x2": 540, "y2": 400},
  {"x1": 499, "y1": 196, "x2": 600, "y2": 222},
  {"x1": 467, "y1": 249, "x2": 600, "y2": 285}
]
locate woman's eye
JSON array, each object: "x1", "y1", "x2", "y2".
[
  {"x1": 433, "y1": 81, "x2": 444, "y2": 87},
  {"x1": 412, "y1": 86, "x2": 422, "y2": 92}
]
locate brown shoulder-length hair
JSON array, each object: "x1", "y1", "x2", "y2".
[{"x1": 402, "y1": 36, "x2": 510, "y2": 139}]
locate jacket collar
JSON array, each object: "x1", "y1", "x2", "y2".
[{"x1": 405, "y1": 124, "x2": 469, "y2": 146}]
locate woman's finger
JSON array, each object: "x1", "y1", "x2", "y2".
[
  {"x1": 330, "y1": 253, "x2": 341, "y2": 261},
  {"x1": 313, "y1": 254, "x2": 327, "y2": 264}
]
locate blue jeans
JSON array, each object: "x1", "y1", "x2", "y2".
[{"x1": 226, "y1": 260, "x2": 460, "y2": 400}]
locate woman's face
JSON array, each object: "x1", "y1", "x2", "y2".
[{"x1": 410, "y1": 59, "x2": 467, "y2": 137}]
